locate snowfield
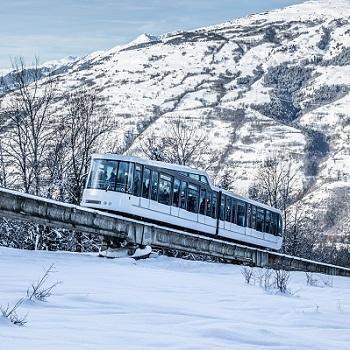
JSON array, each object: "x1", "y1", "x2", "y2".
[{"x1": 0, "y1": 247, "x2": 349, "y2": 350}]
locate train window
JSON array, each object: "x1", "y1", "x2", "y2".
[
  {"x1": 199, "y1": 188, "x2": 206, "y2": 215},
  {"x1": 87, "y1": 159, "x2": 118, "y2": 190},
  {"x1": 116, "y1": 161, "x2": 129, "y2": 193},
  {"x1": 246, "y1": 204, "x2": 251, "y2": 228},
  {"x1": 172, "y1": 178, "x2": 181, "y2": 207},
  {"x1": 180, "y1": 181, "x2": 187, "y2": 209},
  {"x1": 132, "y1": 165, "x2": 142, "y2": 197},
  {"x1": 141, "y1": 167, "x2": 151, "y2": 199},
  {"x1": 200, "y1": 175, "x2": 209, "y2": 184},
  {"x1": 251, "y1": 206, "x2": 257, "y2": 229},
  {"x1": 189, "y1": 173, "x2": 200, "y2": 181},
  {"x1": 187, "y1": 184, "x2": 199, "y2": 213},
  {"x1": 220, "y1": 194, "x2": 225, "y2": 221},
  {"x1": 256, "y1": 208, "x2": 265, "y2": 232},
  {"x1": 271, "y1": 212, "x2": 279, "y2": 236},
  {"x1": 151, "y1": 170, "x2": 159, "y2": 201},
  {"x1": 205, "y1": 191, "x2": 212, "y2": 217},
  {"x1": 158, "y1": 174, "x2": 172, "y2": 206},
  {"x1": 127, "y1": 163, "x2": 135, "y2": 194},
  {"x1": 225, "y1": 196, "x2": 232, "y2": 222},
  {"x1": 237, "y1": 202, "x2": 246, "y2": 227},
  {"x1": 211, "y1": 192, "x2": 218, "y2": 219},
  {"x1": 265, "y1": 211, "x2": 271, "y2": 234},
  {"x1": 231, "y1": 199, "x2": 237, "y2": 224},
  {"x1": 279, "y1": 215, "x2": 283, "y2": 236}
]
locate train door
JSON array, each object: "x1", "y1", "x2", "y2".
[
  {"x1": 140, "y1": 167, "x2": 151, "y2": 209},
  {"x1": 198, "y1": 188, "x2": 206, "y2": 224},
  {"x1": 182, "y1": 183, "x2": 200, "y2": 223},
  {"x1": 224, "y1": 196, "x2": 231, "y2": 231},
  {"x1": 132, "y1": 163, "x2": 142, "y2": 208},
  {"x1": 219, "y1": 193, "x2": 225, "y2": 232},
  {"x1": 157, "y1": 173, "x2": 172, "y2": 215},
  {"x1": 149, "y1": 170, "x2": 161, "y2": 213},
  {"x1": 171, "y1": 178, "x2": 181, "y2": 217}
]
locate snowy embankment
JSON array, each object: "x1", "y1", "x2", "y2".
[{"x1": 0, "y1": 247, "x2": 349, "y2": 350}]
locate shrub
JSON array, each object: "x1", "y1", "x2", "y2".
[
  {"x1": 306, "y1": 272, "x2": 319, "y2": 286},
  {"x1": 274, "y1": 269, "x2": 290, "y2": 293},
  {"x1": 253, "y1": 268, "x2": 274, "y2": 290},
  {"x1": 241, "y1": 266, "x2": 254, "y2": 284},
  {"x1": 26, "y1": 264, "x2": 61, "y2": 302},
  {"x1": 0, "y1": 299, "x2": 27, "y2": 326}
]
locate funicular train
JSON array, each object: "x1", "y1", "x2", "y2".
[{"x1": 81, "y1": 154, "x2": 283, "y2": 251}]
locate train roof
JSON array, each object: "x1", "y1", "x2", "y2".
[
  {"x1": 92, "y1": 153, "x2": 211, "y2": 180},
  {"x1": 91, "y1": 153, "x2": 281, "y2": 214}
]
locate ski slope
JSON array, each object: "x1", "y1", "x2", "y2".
[{"x1": 0, "y1": 247, "x2": 349, "y2": 350}]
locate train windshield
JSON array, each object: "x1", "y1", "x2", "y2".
[
  {"x1": 87, "y1": 159, "x2": 118, "y2": 190},
  {"x1": 87, "y1": 159, "x2": 134, "y2": 193}
]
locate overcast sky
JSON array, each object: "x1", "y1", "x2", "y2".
[{"x1": 0, "y1": 0, "x2": 304, "y2": 69}]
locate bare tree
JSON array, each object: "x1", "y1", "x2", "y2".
[
  {"x1": 59, "y1": 88, "x2": 112, "y2": 204},
  {"x1": 45, "y1": 122, "x2": 69, "y2": 200},
  {"x1": 248, "y1": 157, "x2": 323, "y2": 258},
  {"x1": 0, "y1": 140, "x2": 8, "y2": 187},
  {"x1": 0, "y1": 87, "x2": 9, "y2": 187},
  {"x1": 215, "y1": 166, "x2": 238, "y2": 191},
  {"x1": 0, "y1": 58, "x2": 56, "y2": 251},
  {"x1": 139, "y1": 132, "x2": 166, "y2": 162},
  {"x1": 3, "y1": 108, "x2": 32, "y2": 192},
  {"x1": 164, "y1": 117, "x2": 207, "y2": 166},
  {"x1": 282, "y1": 203, "x2": 317, "y2": 257},
  {"x1": 140, "y1": 116, "x2": 210, "y2": 168},
  {"x1": 249, "y1": 157, "x2": 297, "y2": 234},
  {"x1": 1, "y1": 57, "x2": 55, "y2": 194}
]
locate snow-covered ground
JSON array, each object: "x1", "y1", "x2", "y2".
[{"x1": 0, "y1": 247, "x2": 349, "y2": 350}]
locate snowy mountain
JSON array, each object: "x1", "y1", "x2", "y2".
[
  {"x1": 0, "y1": 56, "x2": 78, "y2": 93},
  {"x1": 0, "y1": 68, "x2": 10, "y2": 76},
  {"x1": 127, "y1": 33, "x2": 160, "y2": 46},
  {"x1": 2, "y1": 0, "x2": 350, "y2": 238}
]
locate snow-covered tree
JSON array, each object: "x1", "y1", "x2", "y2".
[{"x1": 1, "y1": 57, "x2": 56, "y2": 194}]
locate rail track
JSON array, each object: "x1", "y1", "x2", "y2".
[{"x1": 0, "y1": 187, "x2": 349, "y2": 277}]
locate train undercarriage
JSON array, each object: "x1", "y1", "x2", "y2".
[{"x1": 98, "y1": 236, "x2": 152, "y2": 259}]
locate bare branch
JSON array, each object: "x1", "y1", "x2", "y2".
[
  {"x1": 26, "y1": 263, "x2": 61, "y2": 302},
  {"x1": 0, "y1": 298, "x2": 27, "y2": 326},
  {"x1": 140, "y1": 116, "x2": 209, "y2": 168}
]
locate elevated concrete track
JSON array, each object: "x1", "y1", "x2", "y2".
[{"x1": 1, "y1": 187, "x2": 349, "y2": 277}]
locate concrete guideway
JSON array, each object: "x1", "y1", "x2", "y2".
[
  {"x1": 0, "y1": 187, "x2": 349, "y2": 277},
  {"x1": 0, "y1": 187, "x2": 129, "y2": 240}
]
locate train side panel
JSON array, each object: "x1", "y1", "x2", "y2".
[{"x1": 82, "y1": 189, "x2": 282, "y2": 250}]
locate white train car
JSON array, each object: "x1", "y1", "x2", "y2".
[{"x1": 81, "y1": 154, "x2": 283, "y2": 250}]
